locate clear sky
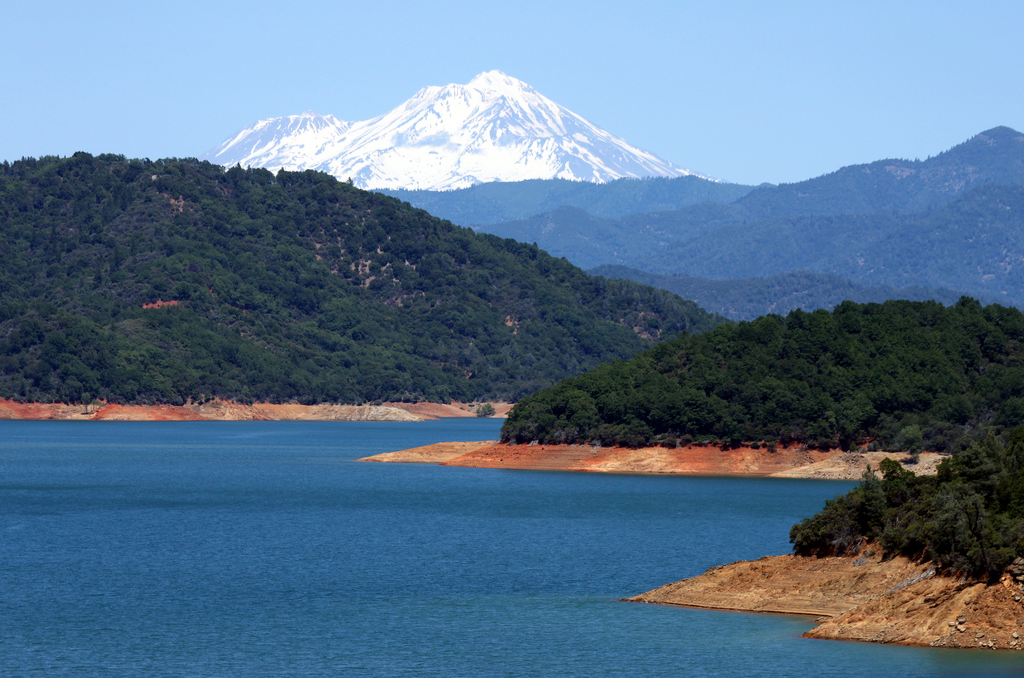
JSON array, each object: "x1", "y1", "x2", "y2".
[{"x1": 3, "y1": 0, "x2": 1022, "y2": 185}]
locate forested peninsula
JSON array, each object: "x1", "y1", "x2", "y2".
[
  {"x1": 0, "y1": 154, "x2": 719, "y2": 406},
  {"x1": 502, "y1": 298, "x2": 1024, "y2": 454}
]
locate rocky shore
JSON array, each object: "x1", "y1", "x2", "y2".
[
  {"x1": 627, "y1": 551, "x2": 1024, "y2": 650},
  {"x1": 361, "y1": 440, "x2": 943, "y2": 479}
]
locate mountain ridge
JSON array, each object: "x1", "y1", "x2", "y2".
[
  {"x1": 733, "y1": 125, "x2": 1024, "y2": 218},
  {"x1": 202, "y1": 71, "x2": 696, "y2": 190},
  {"x1": 644, "y1": 182, "x2": 1024, "y2": 305},
  {"x1": 380, "y1": 175, "x2": 754, "y2": 226},
  {"x1": 589, "y1": 266, "x2": 993, "y2": 320},
  {"x1": 430, "y1": 126, "x2": 1024, "y2": 309}
]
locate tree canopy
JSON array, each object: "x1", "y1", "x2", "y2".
[
  {"x1": 0, "y1": 154, "x2": 721, "y2": 405},
  {"x1": 502, "y1": 298, "x2": 1024, "y2": 452},
  {"x1": 790, "y1": 431, "x2": 1024, "y2": 581}
]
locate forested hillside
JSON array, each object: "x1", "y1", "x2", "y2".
[
  {"x1": 646, "y1": 184, "x2": 1024, "y2": 305},
  {"x1": 790, "y1": 432, "x2": 1024, "y2": 580},
  {"x1": 478, "y1": 202, "x2": 745, "y2": 270},
  {"x1": 380, "y1": 175, "x2": 753, "y2": 226},
  {"x1": 735, "y1": 126, "x2": 1024, "y2": 219},
  {"x1": 0, "y1": 154, "x2": 720, "y2": 405},
  {"x1": 502, "y1": 299, "x2": 1024, "y2": 452},
  {"x1": 590, "y1": 266, "x2": 991, "y2": 321}
]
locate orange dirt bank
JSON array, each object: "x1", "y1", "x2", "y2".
[
  {"x1": 363, "y1": 440, "x2": 944, "y2": 479},
  {"x1": 627, "y1": 550, "x2": 1024, "y2": 650}
]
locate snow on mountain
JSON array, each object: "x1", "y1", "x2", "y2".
[{"x1": 202, "y1": 71, "x2": 698, "y2": 190}]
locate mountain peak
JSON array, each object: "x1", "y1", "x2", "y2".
[
  {"x1": 466, "y1": 70, "x2": 532, "y2": 94},
  {"x1": 930, "y1": 125, "x2": 1024, "y2": 173},
  {"x1": 978, "y1": 125, "x2": 1023, "y2": 138},
  {"x1": 202, "y1": 73, "x2": 696, "y2": 190}
]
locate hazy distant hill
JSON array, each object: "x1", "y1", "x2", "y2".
[
  {"x1": 446, "y1": 127, "x2": 1024, "y2": 307},
  {"x1": 733, "y1": 126, "x2": 1024, "y2": 218},
  {"x1": 0, "y1": 154, "x2": 721, "y2": 405},
  {"x1": 645, "y1": 183, "x2": 1024, "y2": 306},
  {"x1": 590, "y1": 266, "x2": 991, "y2": 320},
  {"x1": 478, "y1": 202, "x2": 747, "y2": 270},
  {"x1": 437, "y1": 128, "x2": 1023, "y2": 263},
  {"x1": 380, "y1": 175, "x2": 754, "y2": 226}
]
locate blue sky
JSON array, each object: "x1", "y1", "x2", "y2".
[{"x1": 2, "y1": 0, "x2": 1021, "y2": 185}]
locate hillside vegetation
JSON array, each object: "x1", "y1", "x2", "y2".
[
  {"x1": 790, "y1": 432, "x2": 1024, "y2": 581},
  {"x1": 0, "y1": 154, "x2": 720, "y2": 405},
  {"x1": 502, "y1": 299, "x2": 1024, "y2": 452},
  {"x1": 589, "y1": 266, "x2": 981, "y2": 321},
  {"x1": 480, "y1": 202, "x2": 746, "y2": 270},
  {"x1": 380, "y1": 175, "x2": 753, "y2": 226}
]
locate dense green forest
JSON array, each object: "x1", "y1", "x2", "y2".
[
  {"x1": 790, "y1": 432, "x2": 1024, "y2": 580},
  {"x1": 0, "y1": 154, "x2": 721, "y2": 405},
  {"x1": 501, "y1": 299, "x2": 1024, "y2": 451},
  {"x1": 589, "y1": 266, "x2": 982, "y2": 321}
]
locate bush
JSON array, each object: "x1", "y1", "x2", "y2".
[{"x1": 791, "y1": 431, "x2": 1024, "y2": 581}]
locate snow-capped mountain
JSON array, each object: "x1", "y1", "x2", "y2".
[{"x1": 202, "y1": 71, "x2": 697, "y2": 190}]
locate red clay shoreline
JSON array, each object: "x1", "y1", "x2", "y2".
[
  {"x1": 626, "y1": 549, "x2": 1024, "y2": 651},
  {"x1": 362, "y1": 440, "x2": 945, "y2": 479},
  {"x1": 0, "y1": 398, "x2": 513, "y2": 422}
]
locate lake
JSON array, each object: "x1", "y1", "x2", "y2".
[{"x1": 1, "y1": 419, "x2": 1021, "y2": 676}]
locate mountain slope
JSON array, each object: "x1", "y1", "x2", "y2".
[
  {"x1": 446, "y1": 127, "x2": 1024, "y2": 307},
  {"x1": 0, "y1": 154, "x2": 722, "y2": 405},
  {"x1": 202, "y1": 71, "x2": 696, "y2": 190},
  {"x1": 645, "y1": 183, "x2": 1024, "y2": 305},
  {"x1": 733, "y1": 126, "x2": 1024, "y2": 219},
  {"x1": 590, "y1": 266, "x2": 988, "y2": 320},
  {"x1": 380, "y1": 175, "x2": 754, "y2": 225},
  {"x1": 482, "y1": 201, "x2": 748, "y2": 269}
]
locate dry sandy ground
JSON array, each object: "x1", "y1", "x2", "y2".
[
  {"x1": 383, "y1": 402, "x2": 513, "y2": 419},
  {"x1": 188, "y1": 401, "x2": 424, "y2": 422},
  {"x1": 627, "y1": 550, "x2": 1024, "y2": 651},
  {"x1": 0, "y1": 398, "x2": 423, "y2": 422},
  {"x1": 769, "y1": 450, "x2": 945, "y2": 480},
  {"x1": 0, "y1": 398, "x2": 512, "y2": 422},
  {"x1": 358, "y1": 441, "x2": 498, "y2": 464},
  {"x1": 362, "y1": 440, "x2": 943, "y2": 479}
]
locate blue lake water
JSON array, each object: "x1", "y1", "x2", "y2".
[{"x1": 1, "y1": 419, "x2": 1022, "y2": 677}]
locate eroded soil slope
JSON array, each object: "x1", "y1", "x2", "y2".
[
  {"x1": 0, "y1": 398, "x2": 424, "y2": 422},
  {"x1": 363, "y1": 440, "x2": 942, "y2": 479},
  {"x1": 628, "y1": 551, "x2": 1024, "y2": 650},
  {"x1": 358, "y1": 441, "x2": 497, "y2": 464}
]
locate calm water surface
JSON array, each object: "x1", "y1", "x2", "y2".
[{"x1": 1, "y1": 419, "x2": 1022, "y2": 677}]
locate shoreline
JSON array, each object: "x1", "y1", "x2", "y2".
[
  {"x1": 626, "y1": 550, "x2": 1024, "y2": 651},
  {"x1": 0, "y1": 398, "x2": 513, "y2": 423},
  {"x1": 360, "y1": 440, "x2": 945, "y2": 480}
]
